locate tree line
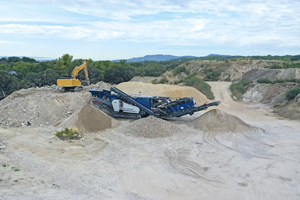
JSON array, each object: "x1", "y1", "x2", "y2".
[
  {"x1": 0, "y1": 54, "x2": 182, "y2": 95},
  {"x1": 1, "y1": 53, "x2": 300, "y2": 96}
]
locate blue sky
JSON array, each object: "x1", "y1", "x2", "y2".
[{"x1": 0, "y1": 0, "x2": 299, "y2": 60}]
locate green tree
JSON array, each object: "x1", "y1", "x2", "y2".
[
  {"x1": 0, "y1": 64, "x2": 6, "y2": 71},
  {"x1": 40, "y1": 68, "x2": 59, "y2": 86},
  {"x1": 119, "y1": 60, "x2": 127, "y2": 66},
  {"x1": 21, "y1": 57, "x2": 37, "y2": 63},
  {"x1": 145, "y1": 61, "x2": 163, "y2": 76},
  {"x1": 95, "y1": 60, "x2": 113, "y2": 73},
  {"x1": 11, "y1": 61, "x2": 35, "y2": 79},
  {"x1": 55, "y1": 54, "x2": 73, "y2": 75},
  {"x1": 24, "y1": 69, "x2": 59, "y2": 87},
  {"x1": 0, "y1": 70, "x2": 19, "y2": 95},
  {"x1": 94, "y1": 60, "x2": 105, "y2": 71},
  {"x1": 86, "y1": 58, "x2": 94, "y2": 66},
  {"x1": 24, "y1": 72, "x2": 41, "y2": 87},
  {"x1": 0, "y1": 57, "x2": 8, "y2": 64},
  {"x1": 78, "y1": 66, "x2": 103, "y2": 84},
  {"x1": 134, "y1": 66, "x2": 146, "y2": 76},
  {"x1": 104, "y1": 64, "x2": 135, "y2": 84},
  {"x1": 34, "y1": 61, "x2": 55, "y2": 73},
  {"x1": 8, "y1": 56, "x2": 21, "y2": 63}
]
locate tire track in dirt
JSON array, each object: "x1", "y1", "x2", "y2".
[
  {"x1": 164, "y1": 148, "x2": 224, "y2": 184},
  {"x1": 202, "y1": 130, "x2": 273, "y2": 159}
]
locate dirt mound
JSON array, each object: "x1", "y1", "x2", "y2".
[
  {"x1": 116, "y1": 82, "x2": 209, "y2": 104},
  {"x1": 273, "y1": 94, "x2": 300, "y2": 120},
  {"x1": 243, "y1": 83, "x2": 298, "y2": 105},
  {"x1": 122, "y1": 116, "x2": 182, "y2": 138},
  {"x1": 191, "y1": 109, "x2": 256, "y2": 133},
  {"x1": 0, "y1": 82, "x2": 111, "y2": 127},
  {"x1": 242, "y1": 68, "x2": 300, "y2": 81},
  {"x1": 58, "y1": 104, "x2": 119, "y2": 133}
]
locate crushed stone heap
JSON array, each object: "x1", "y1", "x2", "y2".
[
  {"x1": 57, "y1": 104, "x2": 119, "y2": 133},
  {"x1": 191, "y1": 109, "x2": 256, "y2": 133},
  {"x1": 122, "y1": 116, "x2": 182, "y2": 138},
  {"x1": 0, "y1": 82, "x2": 111, "y2": 127}
]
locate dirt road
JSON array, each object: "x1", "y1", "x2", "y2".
[{"x1": 1, "y1": 82, "x2": 300, "y2": 199}]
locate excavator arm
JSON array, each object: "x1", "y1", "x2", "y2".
[{"x1": 71, "y1": 61, "x2": 89, "y2": 81}]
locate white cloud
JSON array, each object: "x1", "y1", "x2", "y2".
[
  {"x1": 0, "y1": 24, "x2": 92, "y2": 39},
  {"x1": 0, "y1": 18, "x2": 208, "y2": 41},
  {"x1": 0, "y1": 40, "x2": 22, "y2": 44},
  {"x1": 6, "y1": 0, "x2": 300, "y2": 22},
  {"x1": 1, "y1": 0, "x2": 300, "y2": 56}
]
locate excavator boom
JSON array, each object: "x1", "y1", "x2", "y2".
[{"x1": 71, "y1": 61, "x2": 89, "y2": 81}]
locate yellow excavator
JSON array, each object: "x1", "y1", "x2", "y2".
[{"x1": 57, "y1": 61, "x2": 90, "y2": 92}]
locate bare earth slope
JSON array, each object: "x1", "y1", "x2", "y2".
[{"x1": 242, "y1": 68, "x2": 300, "y2": 81}]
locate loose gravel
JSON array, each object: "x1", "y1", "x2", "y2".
[{"x1": 121, "y1": 116, "x2": 182, "y2": 138}]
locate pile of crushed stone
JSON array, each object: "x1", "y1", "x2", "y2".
[
  {"x1": 191, "y1": 109, "x2": 256, "y2": 133},
  {"x1": 0, "y1": 82, "x2": 111, "y2": 127},
  {"x1": 57, "y1": 104, "x2": 119, "y2": 133},
  {"x1": 122, "y1": 116, "x2": 182, "y2": 138}
]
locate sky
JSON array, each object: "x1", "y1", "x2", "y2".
[{"x1": 0, "y1": 0, "x2": 300, "y2": 60}]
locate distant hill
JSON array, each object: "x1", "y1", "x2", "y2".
[
  {"x1": 112, "y1": 54, "x2": 196, "y2": 62},
  {"x1": 207, "y1": 54, "x2": 232, "y2": 57}
]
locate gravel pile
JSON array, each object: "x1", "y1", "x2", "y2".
[
  {"x1": 122, "y1": 116, "x2": 182, "y2": 138},
  {"x1": 57, "y1": 104, "x2": 120, "y2": 133},
  {"x1": 0, "y1": 82, "x2": 111, "y2": 127},
  {"x1": 84, "y1": 81, "x2": 112, "y2": 91},
  {"x1": 191, "y1": 109, "x2": 256, "y2": 133}
]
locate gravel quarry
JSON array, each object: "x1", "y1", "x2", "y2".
[{"x1": 1, "y1": 81, "x2": 300, "y2": 199}]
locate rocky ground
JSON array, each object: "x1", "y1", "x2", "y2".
[{"x1": 1, "y1": 81, "x2": 300, "y2": 199}]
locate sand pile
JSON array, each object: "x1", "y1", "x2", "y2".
[
  {"x1": 122, "y1": 116, "x2": 182, "y2": 138},
  {"x1": 116, "y1": 82, "x2": 209, "y2": 104},
  {"x1": 57, "y1": 104, "x2": 119, "y2": 133},
  {"x1": 191, "y1": 109, "x2": 256, "y2": 133}
]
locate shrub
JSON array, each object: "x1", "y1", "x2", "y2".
[
  {"x1": 230, "y1": 78, "x2": 252, "y2": 99},
  {"x1": 173, "y1": 66, "x2": 189, "y2": 76},
  {"x1": 224, "y1": 76, "x2": 231, "y2": 82},
  {"x1": 55, "y1": 128, "x2": 81, "y2": 140},
  {"x1": 204, "y1": 68, "x2": 221, "y2": 81},
  {"x1": 159, "y1": 76, "x2": 168, "y2": 84},
  {"x1": 257, "y1": 78, "x2": 272, "y2": 83},
  {"x1": 184, "y1": 76, "x2": 214, "y2": 100},
  {"x1": 151, "y1": 79, "x2": 157, "y2": 84},
  {"x1": 257, "y1": 78, "x2": 300, "y2": 84},
  {"x1": 286, "y1": 87, "x2": 300, "y2": 101},
  {"x1": 273, "y1": 79, "x2": 286, "y2": 83}
]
